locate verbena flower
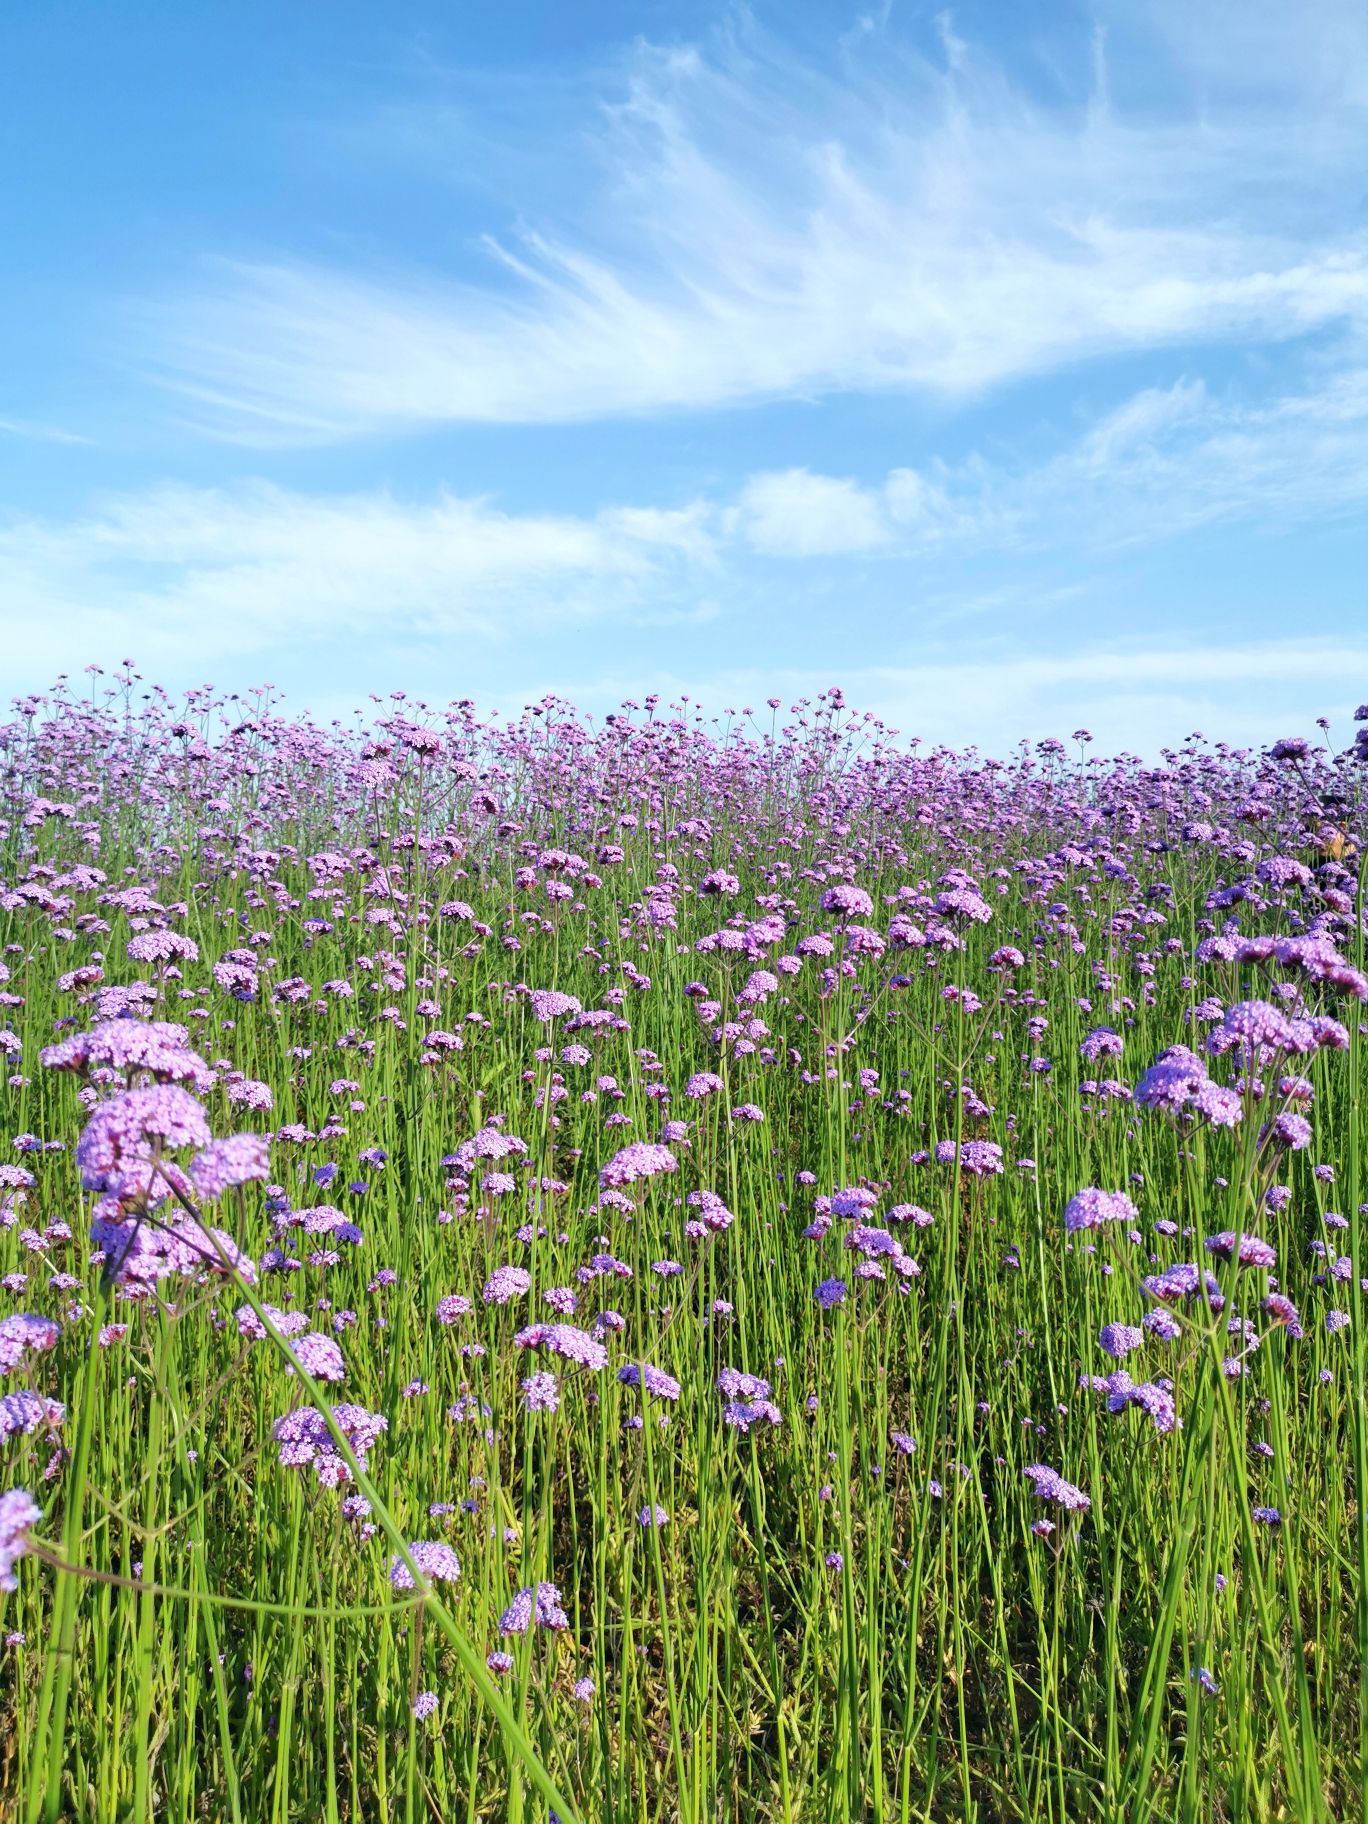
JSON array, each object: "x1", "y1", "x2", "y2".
[
  {"x1": 0, "y1": 1489, "x2": 41, "y2": 1590},
  {"x1": 388, "y1": 1541, "x2": 461, "y2": 1589}
]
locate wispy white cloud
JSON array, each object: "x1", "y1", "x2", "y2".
[
  {"x1": 5, "y1": 460, "x2": 1362, "y2": 757},
  {"x1": 0, "y1": 482, "x2": 717, "y2": 677},
  {"x1": 738, "y1": 365, "x2": 1368, "y2": 556},
  {"x1": 0, "y1": 417, "x2": 91, "y2": 446},
  {"x1": 734, "y1": 468, "x2": 890, "y2": 555},
  {"x1": 143, "y1": 10, "x2": 1368, "y2": 442},
  {"x1": 6, "y1": 350, "x2": 1368, "y2": 684}
]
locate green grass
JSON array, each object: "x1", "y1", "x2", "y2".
[{"x1": 0, "y1": 688, "x2": 1365, "y2": 1821}]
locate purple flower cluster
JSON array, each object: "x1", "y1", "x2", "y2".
[
  {"x1": 498, "y1": 1581, "x2": 569, "y2": 1635},
  {"x1": 389, "y1": 1540, "x2": 461, "y2": 1589},
  {"x1": 271, "y1": 1404, "x2": 388, "y2": 1487},
  {"x1": 1023, "y1": 1464, "x2": 1090, "y2": 1513}
]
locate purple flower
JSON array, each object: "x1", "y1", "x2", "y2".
[
  {"x1": 513, "y1": 1323, "x2": 608, "y2": 1371},
  {"x1": 1134, "y1": 1051, "x2": 1208, "y2": 1114},
  {"x1": 1064, "y1": 1187, "x2": 1139, "y2": 1234},
  {"x1": 0, "y1": 1392, "x2": 65, "y2": 1441},
  {"x1": 389, "y1": 1540, "x2": 461, "y2": 1589},
  {"x1": 0, "y1": 1315, "x2": 59, "y2": 1374},
  {"x1": 271, "y1": 1404, "x2": 387, "y2": 1487},
  {"x1": 722, "y1": 1398, "x2": 782, "y2": 1432},
  {"x1": 0, "y1": 1489, "x2": 41, "y2": 1590},
  {"x1": 1080, "y1": 1026, "x2": 1123, "y2": 1063},
  {"x1": 830, "y1": 1186, "x2": 878, "y2": 1218},
  {"x1": 1098, "y1": 1323, "x2": 1145, "y2": 1360},
  {"x1": 190, "y1": 1133, "x2": 271, "y2": 1197},
  {"x1": 41, "y1": 1019, "x2": 214, "y2": 1093},
  {"x1": 685, "y1": 1072, "x2": 725, "y2": 1100},
  {"x1": 599, "y1": 1142, "x2": 677, "y2": 1189},
  {"x1": 1143, "y1": 1263, "x2": 1224, "y2": 1309},
  {"x1": 1261, "y1": 1293, "x2": 1304, "y2": 1338},
  {"x1": 286, "y1": 1333, "x2": 347, "y2": 1383},
  {"x1": 482, "y1": 1266, "x2": 532, "y2": 1306},
  {"x1": 1204, "y1": 1232, "x2": 1276, "y2": 1269},
  {"x1": 1023, "y1": 1463, "x2": 1090, "y2": 1513},
  {"x1": 1081, "y1": 1371, "x2": 1179, "y2": 1435},
  {"x1": 617, "y1": 1362, "x2": 681, "y2": 1401},
  {"x1": 127, "y1": 929, "x2": 199, "y2": 965},
  {"x1": 499, "y1": 1581, "x2": 569, "y2": 1635},
  {"x1": 93, "y1": 1210, "x2": 256, "y2": 1289},
  {"x1": 77, "y1": 1085, "x2": 212, "y2": 1200},
  {"x1": 933, "y1": 886, "x2": 992, "y2": 924},
  {"x1": 1192, "y1": 1082, "x2": 1242, "y2": 1129},
  {"x1": 700, "y1": 869, "x2": 741, "y2": 897},
  {"x1": 1143, "y1": 1308, "x2": 1184, "y2": 1342},
  {"x1": 521, "y1": 1371, "x2": 560, "y2": 1413},
  {"x1": 1265, "y1": 1113, "x2": 1313, "y2": 1152},
  {"x1": 940, "y1": 1140, "x2": 1003, "y2": 1178},
  {"x1": 820, "y1": 885, "x2": 874, "y2": 918},
  {"x1": 528, "y1": 990, "x2": 582, "y2": 1023},
  {"x1": 498, "y1": 1588, "x2": 534, "y2": 1636}
]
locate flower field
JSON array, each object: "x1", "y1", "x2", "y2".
[{"x1": 3, "y1": 673, "x2": 1368, "y2": 1821}]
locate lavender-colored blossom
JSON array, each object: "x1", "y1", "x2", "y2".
[
  {"x1": 0, "y1": 1489, "x2": 41, "y2": 1590},
  {"x1": 599, "y1": 1142, "x2": 676, "y2": 1189},
  {"x1": 0, "y1": 1392, "x2": 66, "y2": 1440},
  {"x1": 0, "y1": 1314, "x2": 59, "y2": 1374},
  {"x1": 820, "y1": 885, "x2": 874, "y2": 918},
  {"x1": 389, "y1": 1540, "x2": 461, "y2": 1589},
  {"x1": 521, "y1": 1371, "x2": 560, "y2": 1413},
  {"x1": 1098, "y1": 1323, "x2": 1145, "y2": 1359},
  {"x1": 77, "y1": 1085, "x2": 212, "y2": 1200},
  {"x1": 1023, "y1": 1464, "x2": 1090, "y2": 1513},
  {"x1": 190, "y1": 1133, "x2": 271, "y2": 1197},
  {"x1": 528, "y1": 990, "x2": 582, "y2": 1023},
  {"x1": 499, "y1": 1581, "x2": 569, "y2": 1635},
  {"x1": 41, "y1": 1019, "x2": 214, "y2": 1093},
  {"x1": 1065, "y1": 1187, "x2": 1139, "y2": 1234},
  {"x1": 617, "y1": 1362, "x2": 681, "y2": 1401},
  {"x1": 482, "y1": 1266, "x2": 532, "y2": 1306},
  {"x1": 286, "y1": 1333, "x2": 347, "y2": 1383},
  {"x1": 514, "y1": 1323, "x2": 608, "y2": 1371},
  {"x1": 1204, "y1": 1232, "x2": 1277, "y2": 1269},
  {"x1": 271, "y1": 1404, "x2": 387, "y2": 1486}
]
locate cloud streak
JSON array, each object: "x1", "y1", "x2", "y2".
[
  {"x1": 145, "y1": 12, "x2": 1368, "y2": 442},
  {"x1": 0, "y1": 482, "x2": 717, "y2": 678},
  {"x1": 735, "y1": 365, "x2": 1368, "y2": 557},
  {"x1": 7, "y1": 350, "x2": 1368, "y2": 685}
]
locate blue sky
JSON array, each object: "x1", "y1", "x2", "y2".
[{"x1": 4, "y1": 0, "x2": 1368, "y2": 752}]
